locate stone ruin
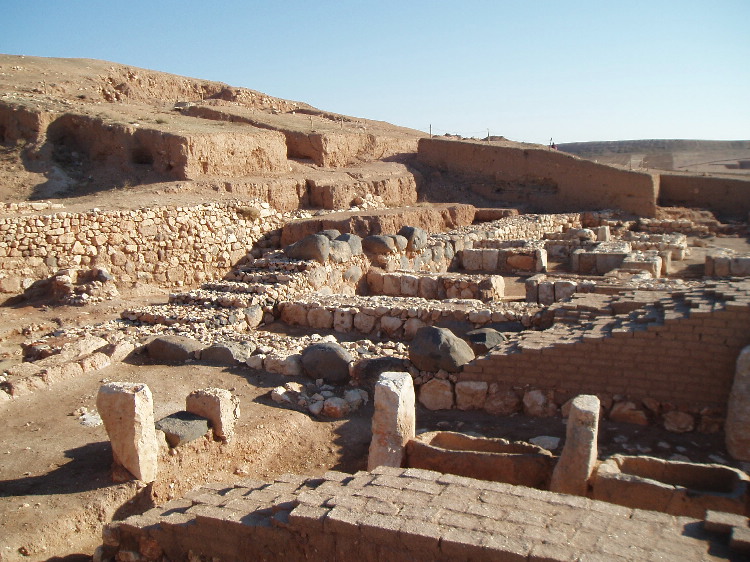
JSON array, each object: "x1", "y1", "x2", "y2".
[{"x1": 2, "y1": 55, "x2": 750, "y2": 560}]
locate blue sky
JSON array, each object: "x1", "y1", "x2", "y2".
[{"x1": 2, "y1": 1, "x2": 748, "y2": 144}]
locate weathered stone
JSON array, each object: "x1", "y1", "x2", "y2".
[
  {"x1": 455, "y1": 381, "x2": 488, "y2": 410},
  {"x1": 280, "y1": 303, "x2": 308, "y2": 326},
  {"x1": 368, "y1": 372, "x2": 416, "y2": 470},
  {"x1": 380, "y1": 316, "x2": 403, "y2": 337},
  {"x1": 319, "y1": 229, "x2": 342, "y2": 240},
  {"x1": 351, "y1": 357, "x2": 408, "y2": 385},
  {"x1": 400, "y1": 275, "x2": 419, "y2": 297},
  {"x1": 353, "y1": 311, "x2": 377, "y2": 333},
  {"x1": 336, "y1": 233, "x2": 363, "y2": 255},
  {"x1": 523, "y1": 389, "x2": 558, "y2": 417},
  {"x1": 484, "y1": 387, "x2": 522, "y2": 415},
  {"x1": 264, "y1": 354, "x2": 303, "y2": 376},
  {"x1": 392, "y1": 235, "x2": 408, "y2": 251},
  {"x1": 244, "y1": 305, "x2": 264, "y2": 328},
  {"x1": 96, "y1": 382, "x2": 158, "y2": 482},
  {"x1": 284, "y1": 234, "x2": 330, "y2": 264},
  {"x1": 537, "y1": 281, "x2": 555, "y2": 305},
  {"x1": 333, "y1": 309, "x2": 354, "y2": 332},
  {"x1": 397, "y1": 226, "x2": 427, "y2": 252},
  {"x1": 550, "y1": 395, "x2": 600, "y2": 496},
  {"x1": 155, "y1": 411, "x2": 210, "y2": 448},
  {"x1": 322, "y1": 397, "x2": 350, "y2": 418},
  {"x1": 146, "y1": 335, "x2": 203, "y2": 364},
  {"x1": 201, "y1": 342, "x2": 254, "y2": 365},
  {"x1": 409, "y1": 326, "x2": 475, "y2": 373},
  {"x1": 301, "y1": 342, "x2": 353, "y2": 384},
  {"x1": 343, "y1": 388, "x2": 368, "y2": 410},
  {"x1": 329, "y1": 239, "x2": 353, "y2": 263},
  {"x1": 663, "y1": 411, "x2": 695, "y2": 433},
  {"x1": 418, "y1": 276, "x2": 439, "y2": 299},
  {"x1": 609, "y1": 401, "x2": 649, "y2": 426},
  {"x1": 186, "y1": 388, "x2": 240, "y2": 442},
  {"x1": 100, "y1": 341, "x2": 136, "y2": 363},
  {"x1": 363, "y1": 235, "x2": 397, "y2": 255},
  {"x1": 418, "y1": 378, "x2": 454, "y2": 410},
  {"x1": 463, "y1": 328, "x2": 506, "y2": 354},
  {"x1": 726, "y1": 346, "x2": 750, "y2": 461},
  {"x1": 308, "y1": 307, "x2": 334, "y2": 329},
  {"x1": 403, "y1": 318, "x2": 427, "y2": 340},
  {"x1": 461, "y1": 249, "x2": 482, "y2": 271},
  {"x1": 342, "y1": 265, "x2": 363, "y2": 284},
  {"x1": 554, "y1": 280, "x2": 577, "y2": 302}
]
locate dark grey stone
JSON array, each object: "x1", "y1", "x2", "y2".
[
  {"x1": 409, "y1": 326, "x2": 475, "y2": 373},
  {"x1": 201, "y1": 341, "x2": 255, "y2": 365},
  {"x1": 362, "y1": 235, "x2": 397, "y2": 255},
  {"x1": 392, "y1": 235, "x2": 408, "y2": 251},
  {"x1": 301, "y1": 342, "x2": 354, "y2": 384},
  {"x1": 398, "y1": 226, "x2": 428, "y2": 252},
  {"x1": 147, "y1": 335, "x2": 204, "y2": 364},
  {"x1": 284, "y1": 234, "x2": 330, "y2": 264},
  {"x1": 336, "y1": 233, "x2": 363, "y2": 255},
  {"x1": 351, "y1": 357, "x2": 408, "y2": 386},
  {"x1": 329, "y1": 239, "x2": 353, "y2": 264},
  {"x1": 156, "y1": 411, "x2": 210, "y2": 447},
  {"x1": 464, "y1": 328, "x2": 507, "y2": 354},
  {"x1": 319, "y1": 229, "x2": 342, "y2": 241}
]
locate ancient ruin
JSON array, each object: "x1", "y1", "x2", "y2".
[{"x1": 1, "y1": 54, "x2": 750, "y2": 560}]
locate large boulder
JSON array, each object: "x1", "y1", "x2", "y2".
[
  {"x1": 409, "y1": 326, "x2": 475, "y2": 373},
  {"x1": 301, "y1": 342, "x2": 354, "y2": 384},
  {"x1": 463, "y1": 328, "x2": 507, "y2": 354},
  {"x1": 398, "y1": 226, "x2": 428, "y2": 252},
  {"x1": 146, "y1": 335, "x2": 204, "y2": 364},
  {"x1": 336, "y1": 233, "x2": 363, "y2": 255},
  {"x1": 201, "y1": 342, "x2": 255, "y2": 365},
  {"x1": 363, "y1": 235, "x2": 397, "y2": 255},
  {"x1": 329, "y1": 239, "x2": 353, "y2": 263},
  {"x1": 284, "y1": 234, "x2": 330, "y2": 263}
]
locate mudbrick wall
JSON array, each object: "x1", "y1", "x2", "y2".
[
  {"x1": 659, "y1": 173, "x2": 750, "y2": 220},
  {"x1": 418, "y1": 138, "x2": 659, "y2": 217},
  {"x1": 0, "y1": 201, "x2": 284, "y2": 293},
  {"x1": 461, "y1": 281, "x2": 750, "y2": 413},
  {"x1": 102, "y1": 466, "x2": 729, "y2": 561}
]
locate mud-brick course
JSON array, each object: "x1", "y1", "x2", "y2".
[{"x1": 104, "y1": 467, "x2": 731, "y2": 561}]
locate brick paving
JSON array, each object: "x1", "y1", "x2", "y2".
[{"x1": 106, "y1": 467, "x2": 734, "y2": 561}]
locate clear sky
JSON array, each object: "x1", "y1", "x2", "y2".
[{"x1": 2, "y1": 1, "x2": 748, "y2": 144}]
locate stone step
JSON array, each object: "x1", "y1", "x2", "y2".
[{"x1": 121, "y1": 303, "x2": 251, "y2": 329}]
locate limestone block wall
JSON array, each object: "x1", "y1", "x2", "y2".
[
  {"x1": 0, "y1": 201, "x2": 285, "y2": 293},
  {"x1": 461, "y1": 283, "x2": 750, "y2": 414},
  {"x1": 418, "y1": 138, "x2": 659, "y2": 217},
  {"x1": 706, "y1": 249, "x2": 750, "y2": 277},
  {"x1": 659, "y1": 173, "x2": 750, "y2": 220},
  {"x1": 366, "y1": 270, "x2": 505, "y2": 302}
]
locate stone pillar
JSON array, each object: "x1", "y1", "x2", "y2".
[
  {"x1": 186, "y1": 388, "x2": 240, "y2": 442},
  {"x1": 367, "y1": 372, "x2": 416, "y2": 470},
  {"x1": 97, "y1": 382, "x2": 159, "y2": 482},
  {"x1": 726, "y1": 346, "x2": 750, "y2": 461},
  {"x1": 550, "y1": 394, "x2": 600, "y2": 496}
]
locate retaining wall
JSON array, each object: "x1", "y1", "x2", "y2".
[
  {"x1": 0, "y1": 201, "x2": 282, "y2": 293},
  {"x1": 659, "y1": 173, "x2": 750, "y2": 220},
  {"x1": 418, "y1": 138, "x2": 659, "y2": 217}
]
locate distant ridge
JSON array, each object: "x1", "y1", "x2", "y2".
[{"x1": 557, "y1": 139, "x2": 750, "y2": 174}]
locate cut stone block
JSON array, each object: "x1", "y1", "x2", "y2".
[
  {"x1": 368, "y1": 372, "x2": 416, "y2": 470},
  {"x1": 186, "y1": 387, "x2": 240, "y2": 442},
  {"x1": 727, "y1": 346, "x2": 750, "y2": 461},
  {"x1": 97, "y1": 382, "x2": 158, "y2": 482},
  {"x1": 550, "y1": 394, "x2": 600, "y2": 496},
  {"x1": 419, "y1": 378, "x2": 454, "y2": 410},
  {"x1": 455, "y1": 381, "x2": 488, "y2": 410}
]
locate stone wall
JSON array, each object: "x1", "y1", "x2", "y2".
[
  {"x1": 460, "y1": 282, "x2": 750, "y2": 415},
  {"x1": 418, "y1": 138, "x2": 659, "y2": 217},
  {"x1": 659, "y1": 173, "x2": 750, "y2": 220},
  {"x1": 0, "y1": 201, "x2": 284, "y2": 293}
]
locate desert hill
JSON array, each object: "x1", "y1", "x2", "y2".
[{"x1": 558, "y1": 139, "x2": 750, "y2": 176}]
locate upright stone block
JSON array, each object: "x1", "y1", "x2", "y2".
[
  {"x1": 368, "y1": 372, "x2": 416, "y2": 470},
  {"x1": 97, "y1": 382, "x2": 159, "y2": 482},
  {"x1": 186, "y1": 388, "x2": 240, "y2": 442},
  {"x1": 550, "y1": 394, "x2": 600, "y2": 496},
  {"x1": 727, "y1": 346, "x2": 750, "y2": 461}
]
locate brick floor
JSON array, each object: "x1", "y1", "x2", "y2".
[{"x1": 104, "y1": 467, "x2": 733, "y2": 561}]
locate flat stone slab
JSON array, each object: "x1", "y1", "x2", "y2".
[{"x1": 155, "y1": 411, "x2": 210, "y2": 447}]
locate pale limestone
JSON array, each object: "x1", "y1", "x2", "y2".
[
  {"x1": 96, "y1": 382, "x2": 158, "y2": 482},
  {"x1": 550, "y1": 394, "x2": 600, "y2": 496},
  {"x1": 455, "y1": 381, "x2": 488, "y2": 410},
  {"x1": 186, "y1": 388, "x2": 240, "y2": 442},
  {"x1": 368, "y1": 372, "x2": 416, "y2": 470},
  {"x1": 418, "y1": 378, "x2": 454, "y2": 410}
]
